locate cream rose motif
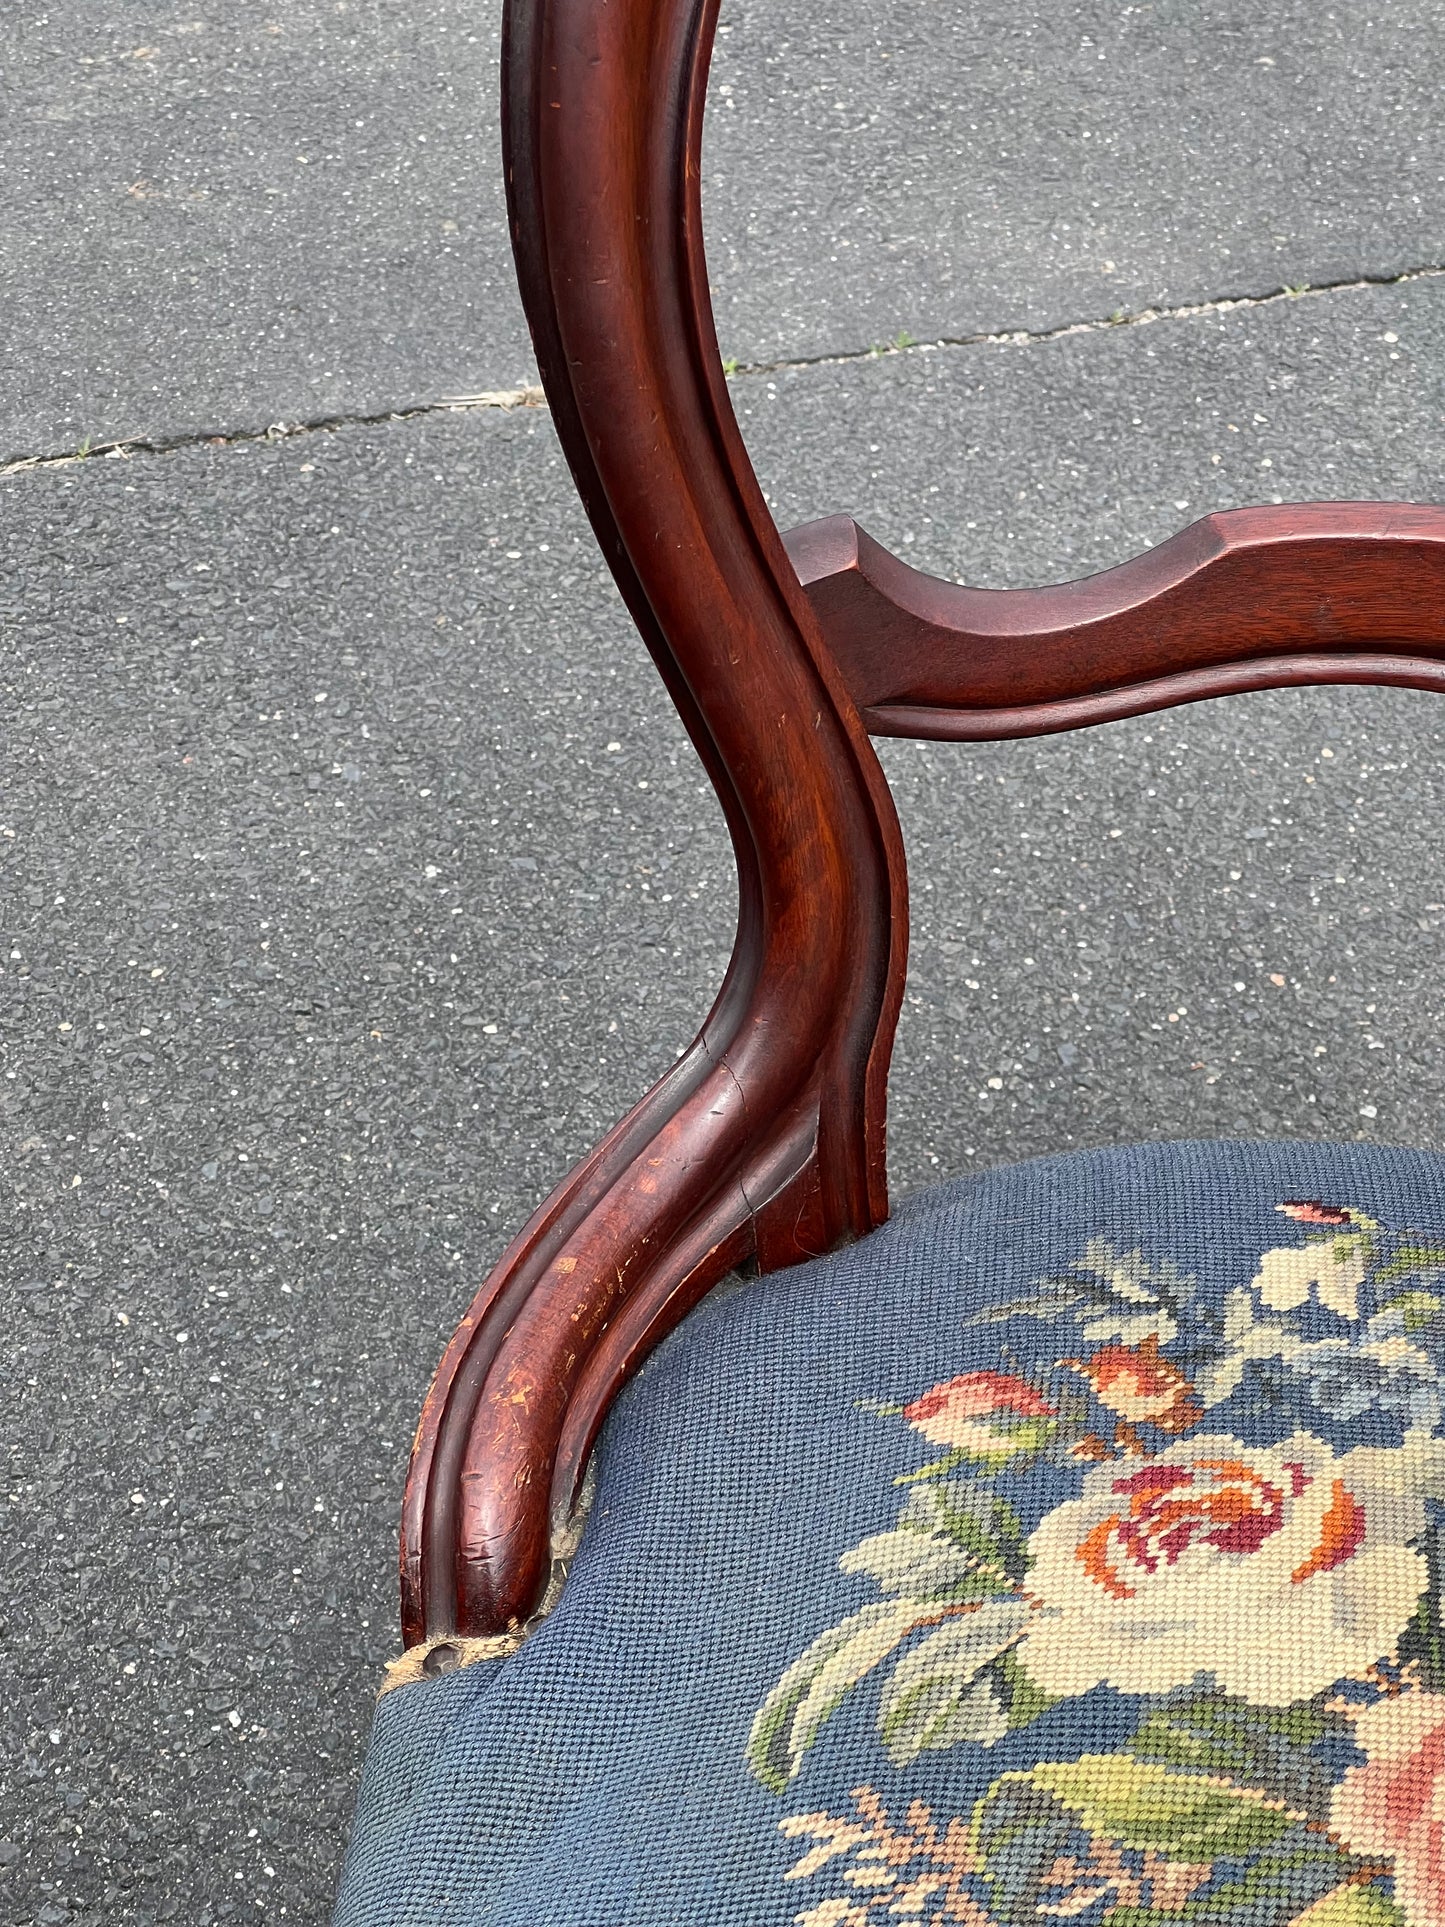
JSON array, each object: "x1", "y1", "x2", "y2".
[{"x1": 1017, "y1": 1430, "x2": 1441, "y2": 1704}]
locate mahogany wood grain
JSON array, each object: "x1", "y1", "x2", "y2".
[
  {"x1": 400, "y1": 0, "x2": 1445, "y2": 1648},
  {"x1": 786, "y1": 507, "x2": 1445, "y2": 739},
  {"x1": 401, "y1": 0, "x2": 907, "y2": 1643}
]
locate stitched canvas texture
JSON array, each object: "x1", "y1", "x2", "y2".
[{"x1": 332, "y1": 1140, "x2": 1445, "y2": 1927}]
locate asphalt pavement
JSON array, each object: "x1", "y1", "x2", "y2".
[{"x1": 4, "y1": 3, "x2": 1445, "y2": 1922}]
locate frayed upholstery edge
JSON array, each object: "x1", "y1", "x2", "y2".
[
  {"x1": 379, "y1": 1633, "x2": 520, "y2": 1695},
  {"x1": 378, "y1": 1458, "x2": 597, "y2": 1698}
]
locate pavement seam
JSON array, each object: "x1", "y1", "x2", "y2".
[
  {"x1": 0, "y1": 385, "x2": 546, "y2": 479},
  {"x1": 3, "y1": 262, "x2": 1441, "y2": 476},
  {"x1": 724, "y1": 261, "x2": 1445, "y2": 378}
]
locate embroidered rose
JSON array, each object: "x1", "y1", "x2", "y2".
[
  {"x1": 1016, "y1": 1431, "x2": 1441, "y2": 1704},
  {"x1": 1331, "y1": 1690, "x2": 1445, "y2": 1926},
  {"x1": 902, "y1": 1372, "x2": 1057, "y2": 1462},
  {"x1": 1066, "y1": 1334, "x2": 1203, "y2": 1434}
]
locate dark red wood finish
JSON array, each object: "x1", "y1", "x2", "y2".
[
  {"x1": 400, "y1": 0, "x2": 907, "y2": 1645},
  {"x1": 786, "y1": 507, "x2": 1445, "y2": 740},
  {"x1": 401, "y1": 0, "x2": 1445, "y2": 1644}
]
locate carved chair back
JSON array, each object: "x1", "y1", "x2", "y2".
[{"x1": 400, "y1": 0, "x2": 1445, "y2": 1650}]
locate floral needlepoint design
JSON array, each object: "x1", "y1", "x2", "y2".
[
  {"x1": 1280, "y1": 1202, "x2": 1360, "y2": 1226},
  {"x1": 1064, "y1": 1333, "x2": 1203, "y2": 1435},
  {"x1": 779, "y1": 1788, "x2": 992, "y2": 1927},
  {"x1": 752, "y1": 1201, "x2": 1445, "y2": 1926},
  {"x1": 1254, "y1": 1237, "x2": 1369, "y2": 1321},
  {"x1": 901, "y1": 1372, "x2": 1058, "y2": 1462},
  {"x1": 1332, "y1": 1692, "x2": 1445, "y2": 1926},
  {"x1": 1018, "y1": 1433, "x2": 1436, "y2": 1704}
]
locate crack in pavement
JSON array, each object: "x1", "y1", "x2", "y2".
[
  {"x1": 3, "y1": 261, "x2": 1442, "y2": 477},
  {"x1": 725, "y1": 261, "x2": 1445, "y2": 378},
  {"x1": 0, "y1": 386, "x2": 547, "y2": 478}
]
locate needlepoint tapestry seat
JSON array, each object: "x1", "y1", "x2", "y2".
[{"x1": 336, "y1": 1139, "x2": 1445, "y2": 1927}]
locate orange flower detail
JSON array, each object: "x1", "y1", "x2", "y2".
[
  {"x1": 1018, "y1": 1430, "x2": 1438, "y2": 1706},
  {"x1": 1067, "y1": 1335, "x2": 1203, "y2": 1433},
  {"x1": 1070, "y1": 1456, "x2": 1294, "y2": 1603},
  {"x1": 1290, "y1": 1478, "x2": 1366, "y2": 1584}
]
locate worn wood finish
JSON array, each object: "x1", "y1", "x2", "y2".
[
  {"x1": 786, "y1": 507, "x2": 1445, "y2": 740},
  {"x1": 401, "y1": 0, "x2": 1445, "y2": 1650},
  {"x1": 400, "y1": 0, "x2": 908, "y2": 1644}
]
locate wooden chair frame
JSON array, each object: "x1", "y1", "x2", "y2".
[{"x1": 400, "y1": 0, "x2": 1445, "y2": 1647}]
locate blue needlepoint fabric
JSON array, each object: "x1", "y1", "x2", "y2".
[{"x1": 333, "y1": 1139, "x2": 1445, "y2": 1927}]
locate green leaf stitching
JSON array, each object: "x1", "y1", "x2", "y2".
[
  {"x1": 746, "y1": 1598, "x2": 930, "y2": 1792},
  {"x1": 874, "y1": 1601, "x2": 1031, "y2": 1765},
  {"x1": 994, "y1": 1753, "x2": 1298, "y2": 1862}
]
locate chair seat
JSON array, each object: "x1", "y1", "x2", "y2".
[{"x1": 334, "y1": 1139, "x2": 1445, "y2": 1927}]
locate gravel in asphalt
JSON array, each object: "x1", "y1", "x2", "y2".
[
  {"x1": 5, "y1": 0, "x2": 1442, "y2": 453},
  {"x1": 706, "y1": 0, "x2": 1445, "y2": 362},
  {"x1": 6, "y1": 264, "x2": 1445, "y2": 1918},
  {"x1": 0, "y1": 1, "x2": 527, "y2": 462}
]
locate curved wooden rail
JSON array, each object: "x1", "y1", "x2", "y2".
[
  {"x1": 400, "y1": 0, "x2": 907, "y2": 1644},
  {"x1": 786, "y1": 505, "x2": 1445, "y2": 739}
]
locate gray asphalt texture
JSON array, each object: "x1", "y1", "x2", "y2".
[
  {"x1": 4, "y1": 4, "x2": 1445, "y2": 1924},
  {"x1": 5, "y1": 0, "x2": 1444, "y2": 454}
]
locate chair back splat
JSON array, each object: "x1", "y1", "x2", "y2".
[
  {"x1": 788, "y1": 505, "x2": 1445, "y2": 740},
  {"x1": 400, "y1": 0, "x2": 1445, "y2": 1647}
]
